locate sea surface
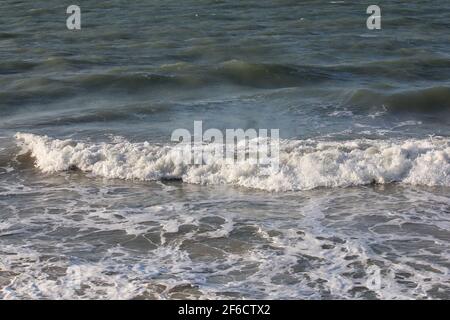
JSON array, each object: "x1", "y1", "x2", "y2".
[{"x1": 1, "y1": 0, "x2": 450, "y2": 299}]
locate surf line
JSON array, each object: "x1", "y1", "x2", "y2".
[{"x1": 178, "y1": 304, "x2": 213, "y2": 318}]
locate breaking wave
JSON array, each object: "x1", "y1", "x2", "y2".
[
  {"x1": 15, "y1": 133, "x2": 450, "y2": 191},
  {"x1": 347, "y1": 86, "x2": 450, "y2": 114}
]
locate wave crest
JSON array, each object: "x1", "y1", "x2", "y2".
[
  {"x1": 15, "y1": 133, "x2": 450, "y2": 191},
  {"x1": 347, "y1": 86, "x2": 450, "y2": 113}
]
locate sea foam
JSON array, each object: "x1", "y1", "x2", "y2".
[{"x1": 15, "y1": 133, "x2": 450, "y2": 191}]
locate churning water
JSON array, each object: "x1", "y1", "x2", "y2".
[{"x1": 0, "y1": 0, "x2": 449, "y2": 299}]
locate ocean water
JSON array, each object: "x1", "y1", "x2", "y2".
[{"x1": 1, "y1": 0, "x2": 450, "y2": 299}]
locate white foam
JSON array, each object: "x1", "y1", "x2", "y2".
[
  {"x1": 0, "y1": 182, "x2": 448, "y2": 299},
  {"x1": 15, "y1": 133, "x2": 450, "y2": 191}
]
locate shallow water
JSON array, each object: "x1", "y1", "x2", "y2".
[{"x1": 0, "y1": 0, "x2": 450, "y2": 299}]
